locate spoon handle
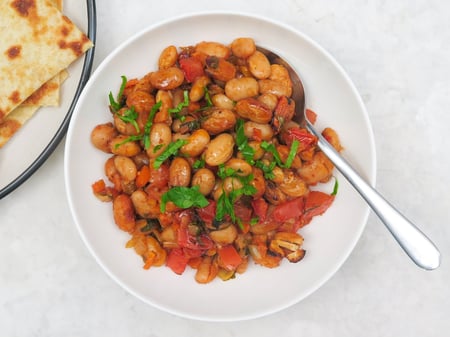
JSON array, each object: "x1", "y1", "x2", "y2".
[{"x1": 306, "y1": 122, "x2": 441, "y2": 270}]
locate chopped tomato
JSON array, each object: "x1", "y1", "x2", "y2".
[
  {"x1": 182, "y1": 247, "x2": 203, "y2": 259},
  {"x1": 272, "y1": 197, "x2": 304, "y2": 222},
  {"x1": 218, "y1": 245, "x2": 242, "y2": 271},
  {"x1": 234, "y1": 201, "x2": 253, "y2": 222},
  {"x1": 196, "y1": 200, "x2": 216, "y2": 225},
  {"x1": 166, "y1": 248, "x2": 189, "y2": 275},
  {"x1": 273, "y1": 96, "x2": 295, "y2": 131},
  {"x1": 305, "y1": 109, "x2": 317, "y2": 124},
  {"x1": 303, "y1": 191, "x2": 335, "y2": 225},
  {"x1": 251, "y1": 198, "x2": 268, "y2": 222},
  {"x1": 135, "y1": 165, "x2": 150, "y2": 188},
  {"x1": 92, "y1": 179, "x2": 106, "y2": 194},
  {"x1": 179, "y1": 57, "x2": 204, "y2": 83},
  {"x1": 177, "y1": 224, "x2": 214, "y2": 251},
  {"x1": 252, "y1": 127, "x2": 263, "y2": 141},
  {"x1": 285, "y1": 127, "x2": 317, "y2": 151},
  {"x1": 239, "y1": 222, "x2": 251, "y2": 234}
]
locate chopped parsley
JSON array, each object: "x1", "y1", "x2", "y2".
[
  {"x1": 109, "y1": 75, "x2": 127, "y2": 112},
  {"x1": 260, "y1": 139, "x2": 300, "y2": 169},
  {"x1": 153, "y1": 139, "x2": 188, "y2": 169},
  {"x1": 215, "y1": 165, "x2": 257, "y2": 225},
  {"x1": 116, "y1": 106, "x2": 139, "y2": 132},
  {"x1": 169, "y1": 90, "x2": 189, "y2": 121},
  {"x1": 160, "y1": 186, "x2": 209, "y2": 213}
]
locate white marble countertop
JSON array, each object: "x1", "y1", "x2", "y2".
[{"x1": 1, "y1": 0, "x2": 450, "y2": 335}]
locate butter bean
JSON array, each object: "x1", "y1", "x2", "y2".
[
  {"x1": 224, "y1": 77, "x2": 259, "y2": 102},
  {"x1": 203, "y1": 133, "x2": 235, "y2": 166}
]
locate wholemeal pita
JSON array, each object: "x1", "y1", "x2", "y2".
[{"x1": 0, "y1": 0, "x2": 93, "y2": 122}]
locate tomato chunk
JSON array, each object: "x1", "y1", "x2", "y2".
[
  {"x1": 285, "y1": 127, "x2": 317, "y2": 151},
  {"x1": 303, "y1": 191, "x2": 335, "y2": 224},
  {"x1": 179, "y1": 57, "x2": 204, "y2": 83},
  {"x1": 272, "y1": 197, "x2": 304, "y2": 222},
  {"x1": 196, "y1": 200, "x2": 216, "y2": 225},
  {"x1": 251, "y1": 198, "x2": 268, "y2": 222},
  {"x1": 218, "y1": 245, "x2": 242, "y2": 271},
  {"x1": 177, "y1": 224, "x2": 214, "y2": 251},
  {"x1": 166, "y1": 248, "x2": 189, "y2": 275}
]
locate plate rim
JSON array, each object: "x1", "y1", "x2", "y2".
[
  {"x1": 0, "y1": 0, "x2": 97, "y2": 200},
  {"x1": 65, "y1": 11, "x2": 377, "y2": 322}
]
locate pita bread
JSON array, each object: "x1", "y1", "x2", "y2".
[
  {"x1": 20, "y1": 0, "x2": 64, "y2": 107},
  {"x1": 22, "y1": 69, "x2": 68, "y2": 106},
  {"x1": 0, "y1": 0, "x2": 93, "y2": 122},
  {"x1": 0, "y1": 71, "x2": 69, "y2": 147}
]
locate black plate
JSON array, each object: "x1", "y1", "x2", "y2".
[{"x1": 0, "y1": 0, "x2": 97, "y2": 199}]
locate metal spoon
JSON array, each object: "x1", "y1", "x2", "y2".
[{"x1": 257, "y1": 46, "x2": 441, "y2": 270}]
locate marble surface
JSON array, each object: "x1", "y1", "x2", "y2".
[{"x1": 1, "y1": 0, "x2": 450, "y2": 335}]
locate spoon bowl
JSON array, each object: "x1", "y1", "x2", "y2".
[{"x1": 257, "y1": 46, "x2": 441, "y2": 270}]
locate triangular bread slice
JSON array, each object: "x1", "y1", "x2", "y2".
[
  {"x1": 0, "y1": 71, "x2": 69, "y2": 147},
  {"x1": 0, "y1": 0, "x2": 93, "y2": 122}
]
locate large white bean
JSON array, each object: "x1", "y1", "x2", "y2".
[
  {"x1": 203, "y1": 133, "x2": 235, "y2": 166},
  {"x1": 169, "y1": 157, "x2": 191, "y2": 187},
  {"x1": 243, "y1": 121, "x2": 274, "y2": 141},
  {"x1": 224, "y1": 77, "x2": 259, "y2": 102},
  {"x1": 247, "y1": 50, "x2": 271, "y2": 79},
  {"x1": 158, "y1": 45, "x2": 178, "y2": 70},
  {"x1": 180, "y1": 129, "x2": 210, "y2": 157},
  {"x1": 191, "y1": 168, "x2": 216, "y2": 195},
  {"x1": 230, "y1": 37, "x2": 256, "y2": 59},
  {"x1": 146, "y1": 123, "x2": 172, "y2": 158},
  {"x1": 211, "y1": 93, "x2": 235, "y2": 110}
]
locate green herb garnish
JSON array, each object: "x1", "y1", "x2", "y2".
[
  {"x1": 153, "y1": 139, "x2": 188, "y2": 169},
  {"x1": 260, "y1": 139, "x2": 300, "y2": 169},
  {"x1": 169, "y1": 90, "x2": 189, "y2": 121},
  {"x1": 204, "y1": 87, "x2": 213, "y2": 107},
  {"x1": 214, "y1": 167, "x2": 257, "y2": 225},
  {"x1": 113, "y1": 101, "x2": 161, "y2": 150},
  {"x1": 284, "y1": 140, "x2": 300, "y2": 168},
  {"x1": 193, "y1": 158, "x2": 206, "y2": 169},
  {"x1": 143, "y1": 101, "x2": 162, "y2": 149},
  {"x1": 331, "y1": 177, "x2": 339, "y2": 196},
  {"x1": 109, "y1": 75, "x2": 127, "y2": 112},
  {"x1": 116, "y1": 106, "x2": 139, "y2": 132},
  {"x1": 160, "y1": 186, "x2": 209, "y2": 213},
  {"x1": 255, "y1": 160, "x2": 276, "y2": 180},
  {"x1": 235, "y1": 119, "x2": 255, "y2": 164},
  {"x1": 260, "y1": 141, "x2": 283, "y2": 167},
  {"x1": 114, "y1": 135, "x2": 143, "y2": 149}
]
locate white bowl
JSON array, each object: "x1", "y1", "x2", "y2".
[{"x1": 65, "y1": 12, "x2": 376, "y2": 322}]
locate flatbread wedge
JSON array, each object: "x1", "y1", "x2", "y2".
[{"x1": 0, "y1": 0, "x2": 93, "y2": 122}]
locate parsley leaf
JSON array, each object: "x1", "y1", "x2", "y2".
[
  {"x1": 193, "y1": 158, "x2": 206, "y2": 169},
  {"x1": 153, "y1": 139, "x2": 188, "y2": 169},
  {"x1": 169, "y1": 90, "x2": 189, "y2": 121},
  {"x1": 260, "y1": 139, "x2": 300, "y2": 169},
  {"x1": 255, "y1": 160, "x2": 276, "y2": 180},
  {"x1": 116, "y1": 106, "x2": 139, "y2": 132},
  {"x1": 113, "y1": 101, "x2": 162, "y2": 150},
  {"x1": 114, "y1": 135, "x2": 143, "y2": 149},
  {"x1": 143, "y1": 101, "x2": 162, "y2": 149},
  {"x1": 109, "y1": 76, "x2": 127, "y2": 112},
  {"x1": 260, "y1": 141, "x2": 283, "y2": 167},
  {"x1": 204, "y1": 87, "x2": 213, "y2": 107},
  {"x1": 331, "y1": 177, "x2": 339, "y2": 196},
  {"x1": 214, "y1": 166, "x2": 257, "y2": 224},
  {"x1": 284, "y1": 140, "x2": 300, "y2": 168},
  {"x1": 160, "y1": 186, "x2": 209, "y2": 213},
  {"x1": 235, "y1": 119, "x2": 255, "y2": 164}
]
